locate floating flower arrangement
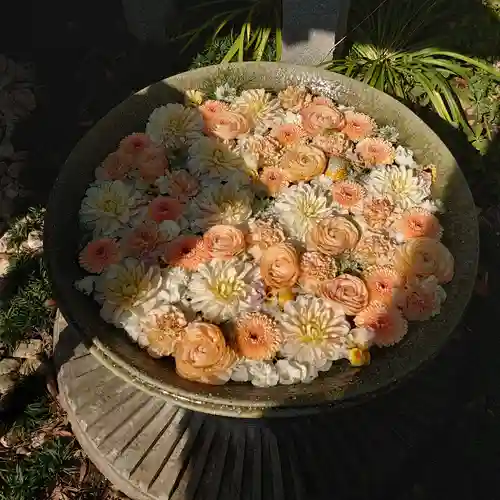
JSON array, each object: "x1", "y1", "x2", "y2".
[{"x1": 75, "y1": 79, "x2": 454, "y2": 388}]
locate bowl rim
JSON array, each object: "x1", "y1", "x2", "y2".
[{"x1": 45, "y1": 61, "x2": 478, "y2": 417}]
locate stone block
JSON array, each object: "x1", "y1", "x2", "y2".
[{"x1": 282, "y1": 0, "x2": 351, "y2": 65}]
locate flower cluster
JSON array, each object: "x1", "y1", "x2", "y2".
[{"x1": 75, "y1": 83, "x2": 454, "y2": 387}]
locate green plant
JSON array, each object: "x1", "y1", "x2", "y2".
[
  {"x1": 325, "y1": 0, "x2": 500, "y2": 138},
  {"x1": 178, "y1": 0, "x2": 281, "y2": 62}
]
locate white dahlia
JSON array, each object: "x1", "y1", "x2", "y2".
[
  {"x1": 273, "y1": 182, "x2": 334, "y2": 240},
  {"x1": 190, "y1": 181, "x2": 254, "y2": 231},
  {"x1": 146, "y1": 103, "x2": 204, "y2": 150},
  {"x1": 365, "y1": 165, "x2": 430, "y2": 210},
  {"x1": 187, "y1": 258, "x2": 264, "y2": 323},
  {"x1": 187, "y1": 136, "x2": 248, "y2": 180},
  {"x1": 96, "y1": 258, "x2": 168, "y2": 328},
  {"x1": 279, "y1": 295, "x2": 350, "y2": 368},
  {"x1": 230, "y1": 359, "x2": 279, "y2": 387},
  {"x1": 231, "y1": 88, "x2": 283, "y2": 133},
  {"x1": 79, "y1": 180, "x2": 141, "y2": 237}
]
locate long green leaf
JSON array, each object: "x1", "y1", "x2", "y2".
[
  {"x1": 411, "y1": 71, "x2": 452, "y2": 122},
  {"x1": 254, "y1": 26, "x2": 271, "y2": 61},
  {"x1": 275, "y1": 26, "x2": 282, "y2": 61}
]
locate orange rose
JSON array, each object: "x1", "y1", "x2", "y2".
[
  {"x1": 203, "y1": 224, "x2": 246, "y2": 260},
  {"x1": 307, "y1": 216, "x2": 360, "y2": 256},
  {"x1": 205, "y1": 110, "x2": 250, "y2": 141},
  {"x1": 100, "y1": 150, "x2": 133, "y2": 180},
  {"x1": 300, "y1": 103, "x2": 345, "y2": 136},
  {"x1": 394, "y1": 237, "x2": 454, "y2": 284},
  {"x1": 320, "y1": 274, "x2": 369, "y2": 315},
  {"x1": 167, "y1": 170, "x2": 199, "y2": 202},
  {"x1": 260, "y1": 243, "x2": 300, "y2": 290},
  {"x1": 280, "y1": 144, "x2": 327, "y2": 182},
  {"x1": 174, "y1": 322, "x2": 236, "y2": 385},
  {"x1": 138, "y1": 146, "x2": 169, "y2": 183}
]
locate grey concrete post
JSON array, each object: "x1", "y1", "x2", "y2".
[{"x1": 281, "y1": 0, "x2": 351, "y2": 65}]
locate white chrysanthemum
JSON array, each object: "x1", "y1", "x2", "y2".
[
  {"x1": 74, "y1": 276, "x2": 96, "y2": 295},
  {"x1": 162, "y1": 266, "x2": 190, "y2": 303},
  {"x1": 231, "y1": 89, "x2": 284, "y2": 134},
  {"x1": 346, "y1": 327, "x2": 375, "y2": 349},
  {"x1": 96, "y1": 258, "x2": 168, "y2": 327},
  {"x1": 146, "y1": 103, "x2": 204, "y2": 150},
  {"x1": 273, "y1": 182, "x2": 334, "y2": 240},
  {"x1": 79, "y1": 180, "x2": 141, "y2": 237},
  {"x1": 394, "y1": 145, "x2": 417, "y2": 168},
  {"x1": 215, "y1": 83, "x2": 237, "y2": 102},
  {"x1": 187, "y1": 258, "x2": 263, "y2": 323},
  {"x1": 231, "y1": 359, "x2": 279, "y2": 387},
  {"x1": 187, "y1": 137, "x2": 248, "y2": 179},
  {"x1": 190, "y1": 181, "x2": 254, "y2": 231},
  {"x1": 365, "y1": 165, "x2": 430, "y2": 210},
  {"x1": 279, "y1": 295, "x2": 351, "y2": 368},
  {"x1": 235, "y1": 134, "x2": 264, "y2": 173},
  {"x1": 275, "y1": 359, "x2": 325, "y2": 385}
]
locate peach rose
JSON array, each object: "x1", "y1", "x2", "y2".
[
  {"x1": 259, "y1": 166, "x2": 290, "y2": 196},
  {"x1": 300, "y1": 103, "x2": 345, "y2": 136},
  {"x1": 392, "y1": 208, "x2": 442, "y2": 241},
  {"x1": 320, "y1": 274, "x2": 369, "y2": 315},
  {"x1": 280, "y1": 144, "x2": 327, "y2": 182},
  {"x1": 270, "y1": 123, "x2": 305, "y2": 147},
  {"x1": 246, "y1": 220, "x2": 285, "y2": 261},
  {"x1": 394, "y1": 237, "x2": 454, "y2": 284},
  {"x1": 354, "y1": 301, "x2": 408, "y2": 347},
  {"x1": 167, "y1": 170, "x2": 199, "y2": 201},
  {"x1": 307, "y1": 216, "x2": 360, "y2": 256},
  {"x1": 342, "y1": 111, "x2": 376, "y2": 141},
  {"x1": 203, "y1": 224, "x2": 245, "y2": 260},
  {"x1": 174, "y1": 322, "x2": 237, "y2": 385},
  {"x1": 100, "y1": 151, "x2": 134, "y2": 180},
  {"x1": 205, "y1": 110, "x2": 250, "y2": 141},
  {"x1": 260, "y1": 243, "x2": 300, "y2": 290},
  {"x1": 312, "y1": 132, "x2": 349, "y2": 157},
  {"x1": 299, "y1": 251, "x2": 337, "y2": 294},
  {"x1": 355, "y1": 137, "x2": 395, "y2": 166}
]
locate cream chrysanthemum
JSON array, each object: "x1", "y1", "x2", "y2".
[
  {"x1": 187, "y1": 258, "x2": 264, "y2": 323},
  {"x1": 79, "y1": 180, "x2": 141, "y2": 237},
  {"x1": 187, "y1": 136, "x2": 247, "y2": 179},
  {"x1": 365, "y1": 165, "x2": 430, "y2": 210},
  {"x1": 273, "y1": 182, "x2": 334, "y2": 240},
  {"x1": 146, "y1": 103, "x2": 204, "y2": 150},
  {"x1": 190, "y1": 181, "x2": 254, "y2": 231},
  {"x1": 96, "y1": 258, "x2": 168, "y2": 328},
  {"x1": 279, "y1": 295, "x2": 351, "y2": 368},
  {"x1": 231, "y1": 89, "x2": 283, "y2": 133}
]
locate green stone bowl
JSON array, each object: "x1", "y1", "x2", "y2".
[{"x1": 44, "y1": 62, "x2": 478, "y2": 418}]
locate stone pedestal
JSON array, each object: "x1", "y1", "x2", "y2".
[
  {"x1": 281, "y1": 0, "x2": 351, "y2": 65},
  {"x1": 54, "y1": 311, "x2": 463, "y2": 500}
]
